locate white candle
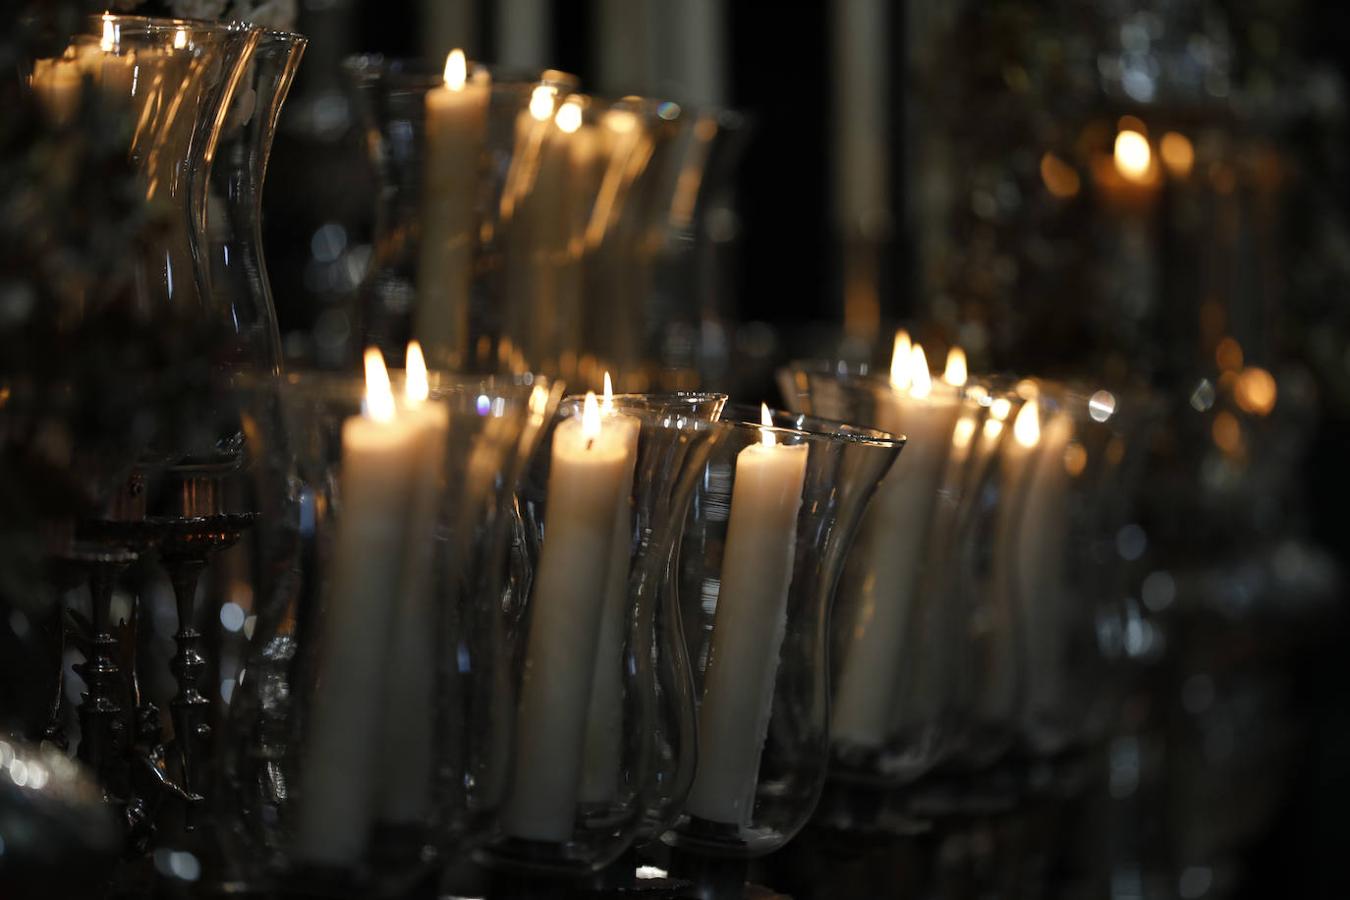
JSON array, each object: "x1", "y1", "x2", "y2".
[
  {"x1": 685, "y1": 405, "x2": 809, "y2": 826},
  {"x1": 375, "y1": 343, "x2": 450, "y2": 823},
  {"x1": 416, "y1": 50, "x2": 489, "y2": 369},
  {"x1": 831, "y1": 338, "x2": 962, "y2": 749},
  {"x1": 295, "y1": 349, "x2": 422, "y2": 864},
  {"x1": 579, "y1": 374, "x2": 642, "y2": 804},
  {"x1": 30, "y1": 57, "x2": 83, "y2": 124},
  {"x1": 502, "y1": 391, "x2": 637, "y2": 842}
]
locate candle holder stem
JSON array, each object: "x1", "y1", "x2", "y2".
[
  {"x1": 75, "y1": 553, "x2": 135, "y2": 808},
  {"x1": 166, "y1": 552, "x2": 210, "y2": 824}
]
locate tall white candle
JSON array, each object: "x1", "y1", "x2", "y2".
[
  {"x1": 295, "y1": 349, "x2": 421, "y2": 864},
  {"x1": 416, "y1": 50, "x2": 489, "y2": 369},
  {"x1": 502, "y1": 392, "x2": 637, "y2": 842},
  {"x1": 685, "y1": 406, "x2": 809, "y2": 826},
  {"x1": 831, "y1": 338, "x2": 962, "y2": 749},
  {"x1": 579, "y1": 375, "x2": 642, "y2": 804},
  {"x1": 376, "y1": 343, "x2": 450, "y2": 823}
]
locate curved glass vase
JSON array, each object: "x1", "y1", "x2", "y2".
[
  {"x1": 209, "y1": 29, "x2": 308, "y2": 373},
  {"x1": 481, "y1": 392, "x2": 725, "y2": 876},
  {"x1": 219, "y1": 370, "x2": 560, "y2": 897},
  {"x1": 667, "y1": 404, "x2": 903, "y2": 859}
]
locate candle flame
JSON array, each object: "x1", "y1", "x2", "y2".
[
  {"x1": 990, "y1": 396, "x2": 1013, "y2": 421},
  {"x1": 602, "y1": 371, "x2": 614, "y2": 414},
  {"x1": 582, "y1": 391, "x2": 602, "y2": 441},
  {"x1": 1114, "y1": 129, "x2": 1152, "y2": 184},
  {"x1": 444, "y1": 49, "x2": 467, "y2": 90},
  {"x1": 943, "y1": 346, "x2": 968, "y2": 387},
  {"x1": 889, "y1": 330, "x2": 912, "y2": 389},
  {"x1": 760, "y1": 402, "x2": 776, "y2": 448},
  {"x1": 100, "y1": 13, "x2": 116, "y2": 52},
  {"x1": 952, "y1": 415, "x2": 977, "y2": 451},
  {"x1": 405, "y1": 340, "x2": 428, "y2": 404},
  {"x1": 529, "y1": 84, "x2": 557, "y2": 122},
  {"x1": 556, "y1": 98, "x2": 583, "y2": 134},
  {"x1": 909, "y1": 345, "x2": 932, "y2": 399},
  {"x1": 1013, "y1": 398, "x2": 1040, "y2": 448},
  {"x1": 173, "y1": 28, "x2": 187, "y2": 50},
  {"x1": 363, "y1": 347, "x2": 396, "y2": 423}
]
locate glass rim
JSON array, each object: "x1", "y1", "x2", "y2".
[
  {"x1": 718, "y1": 401, "x2": 905, "y2": 450},
  {"x1": 342, "y1": 52, "x2": 579, "y2": 93},
  {"x1": 81, "y1": 13, "x2": 303, "y2": 41},
  {"x1": 227, "y1": 369, "x2": 555, "y2": 403}
]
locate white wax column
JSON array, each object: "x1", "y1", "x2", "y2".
[
  {"x1": 375, "y1": 400, "x2": 450, "y2": 823},
  {"x1": 831, "y1": 392, "x2": 960, "y2": 748},
  {"x1": 416, "y1": 66, "x2": 489, "y2": 368},
  {"x1": 578, "y1": 413, "x2": 641, "y2": 804},
  {"x1": 30, "y1": 58, "x2": 83, "y2": 125},
  {"x1": 502, "y1": 413, "x2": 636, "y2": 842},
  {"x1": 685, "y1": 439, "x2": 809, "y2": 826},
  {"x1": 295, "y1": 412, "x2": 421, "y2": 864}
]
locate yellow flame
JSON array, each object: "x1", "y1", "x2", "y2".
[
  {"x1": 1160, "y1": 131, "x2": 1194, "y2": 178},
  {"x1": 405, "y1": 341, "x2": 428, "y2": 404},
  {"x1": 889, "y1": 330, "x2": 912, "y2": 390},
  {"x1": 556, "y1": 97, "x2": 583, "y2": 133},
  {"x1": 605, "y1": 108, "x2": 638, "y2": 134},
  {"x1": 444, "y1": 49, "x2": 467, "y2": 90},
  {"x1": 1114, "y1": 130, "x2": 1152, "y2": 184},
  {"x1": 602, "y1": 371, "x2": 615, "y2": 414},
  {"x1": 909, "y1": 345, "x2": 932, "y2": 399},
  {"x1": 760, "y1": 402, "x2": 776, "y2": 448},
  {"x1": 943, "y1": 346, "x2": 968, "y2": 387},
  {"x1": 990, "y1": 397, "x2": 1013, "y2": 421},
  {"x1": 1013, "y1": 398, "x2": 1040, "y2": 448},
  {"x1": 529, "y1": 84, "x2": 556, "y2": 122},
  {"x1": 363, "y1": 347, "x2": 396, "y2": 423},
  {"x1": 100, "y1": 13, "x2": 116, "y2": 52},
  {"x1": 582, "y1": 391, "x2": 602, "y2": 440},
  {"x1": 173, "y1": 28, "x2": 187, "y2": 50},
  {"x1": 983, "y1": 418, "x2": 1005, "y2": 441},
  {"x1": 952, "y1": 415, "x2": 977, "y2": 451}
]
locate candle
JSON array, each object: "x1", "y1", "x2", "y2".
[
  {"x1": 502, "y1": 391, "x2": 637, "y2": 842},
  {"x1": 295, "y1": 349, "x2": 423, "y2": 864},
  {"x1": 416, "y1": 50, "x2": 489, "y2": 369},
  {"x1": 30, "y1": 57, "x2": 83, "y2": 124},
  {"x1": 685, "y1": 405, "x2": 809, "y2": 825},
  {"x1": 375, "y1": 342, "x2": 451, "y2": 823},
  {"x1": 579, "y1": 374, "x2": 642, "y2": 804},
  {"x1": 830, "y1": 335, "x2": 963, "y2": 749}
]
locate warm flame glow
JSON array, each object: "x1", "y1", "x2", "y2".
[
  {"x1": 363, "y1": 347, "x2": 396, "y2": 423},
  {"x1": 555, "y1": 98, "x2": 583, "y2": 133},
  {"x1": 1013, "y1": 398, "x2": 1040, "y2": 448},
  {"x1": 990, "y1": 396, "x2": 1013, "y2": 421},
  {"x1": 1160, "y1": 131, "x2": 1194, "y2": 178},
  {"x1": 952, "y1": 415, "x2": 978, "y2": 451},
  {"x1": 100, "y1": 13, "x2": 116, "y2": 52},
  {"x1": 529, "y1": 84, "x2": 557, "y2": 122},
  {"x1": 1216, "y1": 336, "x2": 1243, "y2": 372},
  {"x1": 1114, "y1": 129, "x2": 1152, "y2": 184},
  {"x1": 444, "y1": 49, "x2": 467, "y2": 90},
  {"x1": 908, "y1": 345, "x2": 932, "y2": 399},
  {"x1": 405, "y1": 341, "x2": 428, "y2": 404},
  {"x1": 582, "y1": 391, "x2": 602, "y2": 440},
  {"x1": 760, "y1": 402, "x2": 776, "y2": 448},
  {"x1": 983, "y1": 418, "x2": 1005, "y2": 440},
  {"x1": 1040, "y1": 152, "x2": 1081, "y2": 199},
  {"x1": 1235, "y1": 366, "x2": 1277, "y2": 416},
  {"x1": 943, "y1": 346, "x2": 968, "y2": 387},
  {"x1": 889, "y1": 330, "x2": 912, "y2": 390},
  {"x1": 605, "y1": 109, "x2": 638, "y2": 134},
  {"x1": 173, "y1": 28, "x2": 187, "y2": 50},
  {"x1": 1063, "y1": 442, "x2": 1088, "y2": 477},
  {"x1": 602, "y1": 371, "x2": 615, "y2": 414}
]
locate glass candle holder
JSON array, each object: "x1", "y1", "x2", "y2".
[
  {"x1": 480, "y1": 392, "x2": 725, "y2": 876},
  {"x1": 217, "y1": 368, "x2": 560, "y2": 896},
  {"x1": 778, "y1": 361, "x2": 988, "y2": 793},
  {"x1": 667, "y1": 404, "x2": 903, "y2": 859}
]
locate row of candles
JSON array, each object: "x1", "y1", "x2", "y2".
[{"x1": 286, "y1": 323, "x2": 1091, "y2": 868}]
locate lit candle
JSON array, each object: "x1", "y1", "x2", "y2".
[
  {"x1": 579, "y1": 373, "x2": 642, "y2": 804},
  {"x1": 375, "y1": 342, "x2": 451, "y2": 823},
  {"x1": 30, "y1": 56, "x2": 83, "y2": 124},
  {"x1": 416, "y1": 49, "x2": 489, "y2": 369},
  {"x1": 685, "y1": 405, "x2": 809, "y2": 826},
  {"x1": 295, "y1": 349, "x2": 423, "y2": 864},
  {"x1": 502, "y1": 391, "x2": 638, "y2": 842},
  {"x1": 830, "y1": 334, "x2": 963, "y2": 749}
]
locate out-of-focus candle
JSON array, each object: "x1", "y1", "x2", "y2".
[
  {"x1": 685, "y1": 405, "x2": 809, "y2": 826},
  {"x1": 831, "y1": 334, "x2": 963, "y2": 749},
  {"x1": 579, "y1": 374, "x2": 642, "y2": 804},
  {"x1": 376, "y1": 342, "x2": 450, "y2": 824},
  {"x1": 502, "y1": 391, "x2": 637, "y2": 842},
  {"x1": 295, "y1": 349, "x2": 421, "y2": 864},
  {"x1": 417, "y1": 49, "x2": 489, "y2": 368}
]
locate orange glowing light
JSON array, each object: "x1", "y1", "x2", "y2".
[
  {"x1": 405, "y1": 341, "x2": 429, "y2": 404},
  {"x1": 1160, "y1": 131, "x2": 1194, "y2": 178},
  {"x1": 1235, "y1": 367, "x2": 1277, "y2": 416},
  {"x1": 1063, "y1": 442, "x2": 1088, "y2": 477},
  {"x1": 1114, "y1": 130, "x2": 1153, "y2": 184},
  {"x1": 1014, "y1": 399, "x2": 1040, "y2": 448},
  {"x1": 1212, "y1": 410, "x2": 1243, "y2": 455},
  {"x1": 909, "y1": 345, "x2": 933, "y2": 399},
  {"x1": 556, "y1": 97, "x2": 583, "y2": 133},
  {"x1": 1040, "y1": 152, "x2": 1081, "y2": 199},
  {"x1": 363, "y1": 347, "x2": 396, "y2": 423},
  {"x1": 889, "y1": 330, "x2": 912, "y2": 390},
  {"x1": 444, "y1": 49, "x2": 467, "y2": 90},
  {"x1": 1216, "y1": 336, "x2": 1244, "y2": 372},
  {"x1": 943, "y1": 346, "x2": 968, "y2": 387}
]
